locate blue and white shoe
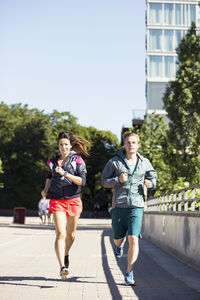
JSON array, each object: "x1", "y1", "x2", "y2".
[
  {"x1": 114, "y1": 245, "x2": 123, "y2": 258},
  {"x1": 125, "y1": 272, "x2": 135, "y2": 285}
]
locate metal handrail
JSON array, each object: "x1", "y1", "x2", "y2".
[{"x1": 146, "y1": 185, "x2": 200, "y2": 212}]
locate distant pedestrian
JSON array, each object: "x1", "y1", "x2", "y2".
[
  {"x1": 101, "y1": 131, "x2": 157, "y2": 285},
  {"x1": 38, "y1": 197, "x2": 49, "y2": 225},
  {"x1": 107, "y1": 203, "x2": 112, "y2": 214},
  {"x1": 93, "y1": 202, "x2": 100, "y2": 217},
  {"x1": 41, "y1": 131, "x2": 89, "y2": 280}
]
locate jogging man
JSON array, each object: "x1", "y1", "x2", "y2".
[{"x1": 101, "y1": 131, "x2": 157, "y2": 285}]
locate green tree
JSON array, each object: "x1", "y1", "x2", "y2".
[
  {"x1": 49, "y1": 110, "x2": 79, "y2": 135},
  {"x1": 0, "y1": 158, "x2": 3, "y2": 189},
  {"x1": 83, "y1": 128, "x2": 120, "y2": 210},
  {"x1": 0, "y1": 103, "x2": 55, "y2": 209},
  {"x1": 0, "y1": 102, "x2": 120, "y2": 210},
  {"x1": 132, "y1": 114, "x2": 172, "y2": 196},
  {"x1": 163, "y1": 23, "x2": 200, "y2": 185}
]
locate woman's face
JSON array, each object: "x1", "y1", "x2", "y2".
[{"x1": 58, "y1": 138, "x2": 72, "y2": 156}]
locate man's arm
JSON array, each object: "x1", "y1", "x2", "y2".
[
  {"x1": 144, "y1": 160, "x2": 157, "y2": 190},
  {"x1": 101, "y1": 160, "x2": 122, "y2": 188}
]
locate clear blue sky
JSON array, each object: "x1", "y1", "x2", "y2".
[{"x1": 0, "y1": 0, "x2": 146, "y2": 140}]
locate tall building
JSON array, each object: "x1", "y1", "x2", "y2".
[
  {"x1": 132, "y1": 109, "x2": 146, "y2": 128},
  {"x1": 146, "y1": 0, "x2": 200, "y2": 116},
  {"x1": 121, "y1": 109, "x2": 146, "y2": 145}
]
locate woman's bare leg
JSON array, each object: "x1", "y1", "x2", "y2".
[
  {"x1": 65, "y1": 215, "x2": 79, "y2": 256},
  {"x1": 53, "y1": 211, "x2": 67, "y2": 268}
]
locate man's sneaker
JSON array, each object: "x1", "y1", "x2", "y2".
[
  {"x1": 60, "y1": 266, "x2": 69, "y2": 280},
  {"x1": 125, "y1": 272, "x2": 135, "y2": 286},
  {"x1": 114, "y1": 245, "x2": 123, "y2": 258},
  {"x1": 64, "y1": 255, "x2": 69, "y2": 268}
]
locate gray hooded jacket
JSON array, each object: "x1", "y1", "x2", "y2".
[{"x1": 101, "y1": 149, "x2": 157, "y2": 208}]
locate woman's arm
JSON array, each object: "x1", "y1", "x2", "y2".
[
  {"x1": 55, "y1": 166, "x2": 83, "y2": 186},
  {"x1": 41, "y1": 178, "x2": 51, "y2": 198},
  {"x1": 64, "y1": 173, "x2": 82, "y2": 186}
]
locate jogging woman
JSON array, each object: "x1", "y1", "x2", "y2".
[{"x1": 41, "y1": 131, "x2": 89, "y2": 280}]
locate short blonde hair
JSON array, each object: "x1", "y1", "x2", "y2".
[{"x1": 123, "y1": 131, "x2": 140, "y2": 143}]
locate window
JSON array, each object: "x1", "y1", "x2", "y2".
[
  {"x1": 164, "y1": 56, "x2": 174, "y2": 78},
  {"x1": 149, "y1": 3, "x2": 162, "y2": 25},
  {"x1": 190, "y1": 5, "x2": 196, "y2": 24},
  {"x1": 175, "y1": 4, "x2": 181, "y2": 25},
  {"x1": 183, "y1": 4, "x2": 185, "y2": 25},
  {"x1": 149, "y1": 29, "x2": 162, "y2": 51},
  {"x1": 149, "y1": 56, "x2": 162, "y2": 78},
  {"x1": 175, "y1": 30, "x2": 182, "y2": 49},
  {"x1": 184, "y1": 4, "x2": 190, "y2": 26},
  {"x1": 164, "y1": 4, "x2": 173, "y2": 25},
  {"x1": 164, "y1": 30, "x2": 174, "y2": 51}
]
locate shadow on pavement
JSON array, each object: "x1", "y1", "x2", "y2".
[
  {"x1": 101, "y1": 230, "x2": 123, "y2": 300},
  {"x1": 95, "y1": 226, "x2": 200, "y2": 300},
  {"x1": 0, "y1": 275, "x2": 120, "y2": 289},
  {"x1": 105, "y1": 231, "x2": 200, "y2": 300},
  {"x1": 1, "y1": 222, "x2": 200, "y2": 299},
  {"x1": 67, "y1": 276, "x2": 110, "y2": 285},
  {"x1": 0, "y1": 276, "x2": 59, "y2": 288}
]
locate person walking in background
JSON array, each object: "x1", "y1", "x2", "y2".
[
  {"x1": 41, "y1": 131, "x2": 89, "y2": 280},
  {"x1": 38, "y1": 197, "x2": 49, "y2": 225},
  {"x1": 101, "y1": 131, "x2": 157, "y2": 286}
]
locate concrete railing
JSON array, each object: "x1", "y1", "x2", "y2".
[
  {"x1": 142, "y1": 185, "x2": 200, "y2": 271},
  {"x1": 146, "y1": 185, "x2": 200, "y2": 212}
]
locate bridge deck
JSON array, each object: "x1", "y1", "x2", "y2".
[{"x1": 0, "y1": 217, "x2": 200, "y2": 300}]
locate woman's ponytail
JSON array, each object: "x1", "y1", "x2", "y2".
[
  {"x1": 71, "y1": 134, "x2": 90, "y2": 157},
  {"x1": 57, "y1": 131, "x2": 90, "y2": 157}
]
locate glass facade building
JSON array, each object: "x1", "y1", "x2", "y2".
[{"x1": 146, "y1": 0, "x2": 200, "y2": 115}]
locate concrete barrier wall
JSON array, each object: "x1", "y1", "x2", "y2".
[{"x1": 142, "y1": 211, "x2": 200, "y2": 271}]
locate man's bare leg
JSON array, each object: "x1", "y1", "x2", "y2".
[{"x1": 127, "y1": 235, "x2": 139, "y2": 273}]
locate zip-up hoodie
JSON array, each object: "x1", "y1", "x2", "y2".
[
  {"x1": 101, "y1": 149, "x2": 157, "y2": 208},
  {"x1": 47, "y1": 151, "x2": 87, "y2": 200}
]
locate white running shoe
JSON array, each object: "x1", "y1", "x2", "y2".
[{"x1": 60, "y1": 266, "x2": 69, "y2": 280}]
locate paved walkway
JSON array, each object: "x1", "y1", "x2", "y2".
[{"x1": 0, "y1": 216, "x2": 200, "y2": 300}]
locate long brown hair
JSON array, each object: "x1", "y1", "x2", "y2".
[{"x1": 57, "y1": 131, "x2": 90, "y2": 157}]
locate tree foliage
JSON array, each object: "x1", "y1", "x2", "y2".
[
  {"x1": 83, "y1": 128, "x2": 119, "y2": 210},
  {"x1": 0, "y1": 103, "x2": 55, "y2": 208},
  {"x1": 2, "y1": 23, "x2": 200, "y2": 212},
  {"x1": 131, "y1": 114, "x2": 172, "y2": 196},
  {"x1": 0, "y1": 158, "x2": 3, "y2": 189},
  {"x1": 163, "y1": 23, "x2": 200, "y2": 185},
  {"x1": 0, "y1": 102, "x2": 119, "y2": 210}
]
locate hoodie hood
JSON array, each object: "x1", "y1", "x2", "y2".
[
  {"x1": 57, "y1": 150, "x2": 78, "y2": 160},
  {"x1": 116, "y1": 148, "x2": 144, "y2": 162},
  {"x1": 116, "y1": 148, "x2": 126, "y2": 159}
]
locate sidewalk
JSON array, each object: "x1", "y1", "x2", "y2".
[{"x1": 0, "y1": 216, "x2": 200, "y2": 300}]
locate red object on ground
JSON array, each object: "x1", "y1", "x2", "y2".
[{"x1": 13, "y1": 207, "x2": 26, "y2": 224}]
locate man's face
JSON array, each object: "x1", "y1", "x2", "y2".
[{"x1": 124, "y1": 135, "x2": 139, "y2": 155}]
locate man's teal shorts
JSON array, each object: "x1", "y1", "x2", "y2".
[{"x1": 111, "y1": 207, "x2": 144, "y2": 239}]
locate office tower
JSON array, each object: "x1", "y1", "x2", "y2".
[{"x1": 146, "y1": 0, "x2": 200, "y2": 116}]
